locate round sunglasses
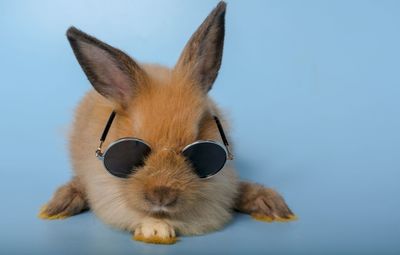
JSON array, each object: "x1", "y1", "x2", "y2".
[{"x1": 95, "y1": 111, "x2": 234, "y2": 179}]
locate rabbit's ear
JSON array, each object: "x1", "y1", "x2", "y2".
[
  {"x1": 66, "y1": 27, "x2": 146, "y2": 107},
  {"x1": 175, "y1": 1, "x2": 226, "y2": 92}
]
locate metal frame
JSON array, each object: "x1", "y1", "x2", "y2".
[
  {"x1": 96, "y1": 137, "x2": 152, "y2": 160},
  {"x1": 182, "y1": 140, "x2": 229, "y2": 179}
]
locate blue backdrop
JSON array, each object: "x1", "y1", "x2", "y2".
[{"x1": 1, "y1": 0, "x2": 399, "y2": 254}]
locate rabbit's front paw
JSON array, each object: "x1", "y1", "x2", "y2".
[
  {"x1": 236, "y1": 182, "x2": 297, "y2": 222},
  {"x1": 250, "y1": 188, "x2": 297, "y2": 222},
  {"x1": 38, "y1": 177, "x2": 88, "y2": 220},
  {"x1": 133, "y1": 218, "x2": 177, "y2": 245}
]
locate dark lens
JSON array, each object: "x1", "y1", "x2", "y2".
[
  {"x1": 103, "y1": 139, "x2": 151, "y2": 178},
  {"x1": 182, "y1": 141, "x2": 227, "y2": 178}
]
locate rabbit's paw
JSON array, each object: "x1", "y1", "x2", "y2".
[
  {"x1": 133, "y1": 219, "x2": 177, "y2": 245},
  {"x1": 236, "y1": 182, "x2": 296, "y2": 222},
  {"x1": 38, "y1": 204, "x2": 69, "y2": 220},
  {"x1": 38, "y1": 177, "x2": 88, "y2": 220},
  {"x1": 249, "y1": 188, "x2": 297, "y2": 222}
]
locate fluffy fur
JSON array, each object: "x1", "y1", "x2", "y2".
[{"x1": 40, "y1": 1, "x2": 295, "y2": 244}]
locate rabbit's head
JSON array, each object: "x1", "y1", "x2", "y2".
[{"x1": 67, "y1": 2, "x2": 235, "y2": 218}]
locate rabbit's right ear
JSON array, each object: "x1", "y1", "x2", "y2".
[
  {"x1": 175, "y1": 1, "x2": 226, "y2": 93},
  {"x1": 66, "y1": 27, "x2": 146, "y2": 108}
]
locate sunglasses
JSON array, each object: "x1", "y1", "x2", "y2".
[{"x1": 95, "y1": 111, "x2": 234, "y2": 179}]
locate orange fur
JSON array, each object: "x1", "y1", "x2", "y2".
[{"x1": 68, "y1": 63, "x2": 238, "y2": 235}]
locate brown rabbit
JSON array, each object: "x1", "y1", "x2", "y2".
[{"x1": 39, "y1": 1, "x2": 295, "y2": 244}]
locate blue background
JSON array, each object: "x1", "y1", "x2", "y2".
[{"x1": 1, "y1": 0, "x2": 399, "y2": 254}]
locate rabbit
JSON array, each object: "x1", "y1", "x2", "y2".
[{"x1": 39, "y1": 1, "x2": 296, "y2": 244}]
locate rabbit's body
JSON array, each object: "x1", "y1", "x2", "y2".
[
  {"x1": 40, "y1": 2, "x2": 295, "y2": 244},
  {"x1": 70, "y1": 64, "x2": 239, "y2": 235}
]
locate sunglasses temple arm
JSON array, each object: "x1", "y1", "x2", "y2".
[
  {"x1": 96, "y1": 111, "x2": 117, "y2": 158},
  {"x1": 213, "y1": 116, "x2": 234, "y2": 160}
]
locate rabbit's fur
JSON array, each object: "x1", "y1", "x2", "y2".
[{"x1": 40, "y1": 2, "x2": 295, "y2": 244}]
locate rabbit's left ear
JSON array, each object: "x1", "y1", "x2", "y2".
[
  {"x1": 66, "y1": 27, "x2": 147, "y2": 108},
  {"x1": 175, "y1": 1, "x2": 226, "y2": 92}
]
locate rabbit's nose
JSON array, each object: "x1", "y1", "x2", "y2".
[{"x1": 145, "y1": 186, "x2": 178, "y2": 207}]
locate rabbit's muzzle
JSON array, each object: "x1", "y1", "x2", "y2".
[{"x1": 144, "y1": 186, "x2": 179, "y2": 209}]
